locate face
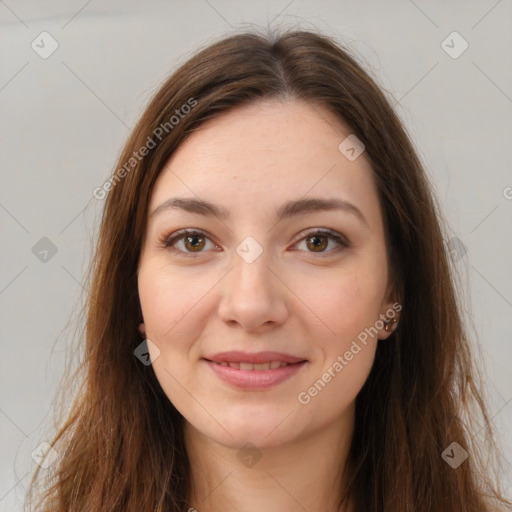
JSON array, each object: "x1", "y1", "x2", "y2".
[{"x1": 137, "y1": 99, "x2": 398, "y2": 450}]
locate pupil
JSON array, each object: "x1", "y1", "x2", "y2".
[
  {"x1": 187, "y1": 235, "x2": 204, "y2": 251},
  {"x1": 309, "y1": 236, "x2": 326, "y2": 251}
]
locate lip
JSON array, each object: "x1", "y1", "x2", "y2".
[
  {"x1": 204, "y1": 351, "x2": 306, "y2": 364},
  {"x1": 203, "y1": 353, "x2": 308, "y2": 390}
]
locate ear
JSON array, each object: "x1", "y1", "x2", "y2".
[
  {"x1": 138, "y1": 322, "x2": 146, "y2": 338},
  {"x1": 377, "y1": 313, "x2": 399, "y2": 340},
  {"x1": 377, "y1": 283, "x2": 402, "y2": 340}
]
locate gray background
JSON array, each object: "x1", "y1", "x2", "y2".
[{"x1": 1, "y1": 0, "x2": 511, "y2": 509}]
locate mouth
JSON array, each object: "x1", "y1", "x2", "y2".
[
  {"x1": 207, "y1": 360, "x2": 296, "y2": 370},
  {"x1": 203, "y1": 350, "x2": 306, "y2": 365},
  {"x1": 202, "y1": 351, "x2": 308, "y2": 389}
]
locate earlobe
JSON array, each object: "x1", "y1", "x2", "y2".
[
  {"x1": 138, "y1": 322, "x2": 146, "y2": 337},
  {"x1": 384, "y1": 317, "x2": 398, "y2": 333},
  {"x1": 378, "y1": 316, "x2": 399, "y2": 340},
  {"x1": 377, "y1": 299, "x2": 401, "y2": 340}
]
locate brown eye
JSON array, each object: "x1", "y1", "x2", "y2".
[
  {"x1": 184, "y1": 234, "x2": 206, "y2": 252},
  {"x1": 161, "y1": 229, "x2": 217, "y2": 257},
  {"x1": 294, "y1": 229, "x2": 348, "y2": 255},
  {"x1": 305, "y1": 235, "x2": 328, "y2": 252}
]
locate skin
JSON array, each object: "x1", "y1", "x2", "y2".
[{"x1": 137, "y1": 99, "x2": 399, "y2": 512}]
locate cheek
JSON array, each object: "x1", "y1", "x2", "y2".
[
  {"x1": 137, "y1": 264, "x2": 209, "y2": 403},
  {"x1": 138, "y1": 263, "x2": 213, "y2": 341},
  {"x1": 293, "y1": 261, "x2": 385, "y2": 346},
  {"x1": 307, "y1": 340, "x2": 377, "y2": 419},
  {"x1": 296, "y1": 269, "x2": 380, "y2": 415}
]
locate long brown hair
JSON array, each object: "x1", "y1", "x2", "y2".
[{"x1": 27, "y1": 27, "x2": 511, "y2": 512}]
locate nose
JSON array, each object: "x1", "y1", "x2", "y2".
[{"x1": 217, "y1": 249, "x2": 289, "y2": 332}]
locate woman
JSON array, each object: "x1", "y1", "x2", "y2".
[{"x1": 28, "y1": 28, "x2": 511, "y2": 512}]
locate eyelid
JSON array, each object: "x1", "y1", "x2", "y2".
[
  {"x1": 289, "y1": 228, "x2": 350, "y2": 257},
  {"x1": 159, "y1": 227, "x2": 350, "y2": 257},
  {"x1": 158, "y1": 228, "x2": 220, "y2": 257},
  {"x1": 292, "y1": 227, "x2": 349, "y2": 247}
]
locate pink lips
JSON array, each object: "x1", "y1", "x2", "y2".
[
  {"x1": 203, "y1": 351, "x2": 308, "y2": 390},
  {"x1": 205, "y1": 351, "x2": 305, "y2": 364}
]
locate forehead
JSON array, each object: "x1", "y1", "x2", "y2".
[{"x1": 149, "y1": 99, "x2": 379, "y2": 221}]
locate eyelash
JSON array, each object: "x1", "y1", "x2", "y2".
[{"x1": 158, "y1": 228, "x2": 350, "y2": 258}]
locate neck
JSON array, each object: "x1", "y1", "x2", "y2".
[{"x1": 184, "y1": 405, "x2": 356, "y2": 512}]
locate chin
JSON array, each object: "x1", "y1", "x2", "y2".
[
  {"x1": 198, "y1": 409, "x2": 303, "y2": 450},
  {"x1": 218, "y1": 429, "x2": 298, "y2": 452}
]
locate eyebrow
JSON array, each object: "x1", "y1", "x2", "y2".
[{"x1": 150, "y1": 196, "x2": 369, "y2": 227}]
